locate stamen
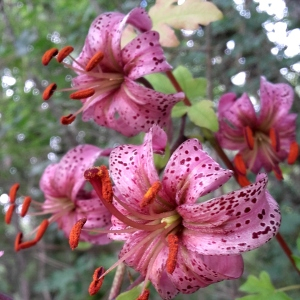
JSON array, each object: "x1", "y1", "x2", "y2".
[
  {"x1": 43, "y1": 83, "x2": 57, "y2": 100},
  {"x1": 166, "y1": 234, "x2": 179, "y2": 274},
  {"x1": 35, "y1": 219, "x2": 49, "y2": 242},
  {"x1": 84, "y1": 166, "x2": 113, "y2": 203},
  {"x1": 70, "y1": 88, "x2": 95, "y2": 100},
  {"x1": 42, "y1": 48, "x2": 59, "y2": 66},
  {"x1": 60, "y1": 114, "x2": 76, "y2": 125},
  {"x1": 243, "y1": 126, "x2": 255, "y2": 150},
  {"x1": 69, "y1": 218, "x2": 87, "y2": 250},
  {"x1": 18, "y1": 240, "x2": 37, "y2": 250},
  {"x1": 57, "y1": 46, "x2": 74, "y2": 63},
  {"x1": 137, "y1": 289, "x2": 150, "y2": 300},
  {"x1": 85, "y1": 51, "x2": 104, "y2": 72},
  {"x1": 5, "y1": 204, "x2": 15, "y2": 224},
  {"x1": 273, "y1": 165, "x2": 283, "y2": 180},
  {"x1": 269, "y1": 127, "x2": 280, "y2": 152},
  {"x1": 288, "y1": 141, "x2": 299, "y2": 165},
  {"x1": 140, "y1": 181, "x2": 161, "y2": 208},
  {"x1": 20, "y1": 196, "x2": 31, "y2": 217},
  {"x1": 9, "y1": 183, "x2": 20, "y2": 203},
  {"x1": 14, "y1": 232, "x2": 23, "y2": 252},
  {"x1": 237, "y1": 174, "x2": 251, "y2": 187},
  {"x1": 233, "y1": 153, "x2": 247, "y2": 176},
  {"x1": 89, "y1": 267, "x2": 105, "y2": 296}
]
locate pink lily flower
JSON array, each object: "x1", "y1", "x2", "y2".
[
  {"x1": 42, "y1": 8, "x2": 183, "y2": 136},
  {"x1": 84, "y1": 125, "x2": 280, "y2": 299},
  {"x1": 216, "y1": 77, "x2": 298, "y2": 179},
  {"x1": 38, "y1": 144, "x2": 111, "y2": 245}
]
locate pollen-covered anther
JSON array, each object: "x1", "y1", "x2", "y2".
[
  {"x1": 70, "y1": 88, "x2": 95, "y2": 100},
  {"x1": 166, "y1": 234, "x2": 179, "y2": 274},
  {"x1": 287, "y1": 141, "x2": 299, "y2": 164},
  {"x1": 273, "y1": 165, "x2": 283, "y2": 180},
  {"x1": 95, "y1": 166, "x2": 113, "y2": 203},
  {"x1": 69, "y1": 218, "x2": 87, "y2": 250},
  {"x1": 137, "y1": 289, "x2": 150, "y2": 300},
  {"x1": 85, "y1": 51, "x2": 104, "y2": 72},
  {"x1": 269, "y1": 127, "x2": 280, "y2": 152},
  {"x1": 233, "y1": 153, "x2": 247, "y2": 176},
  {"x1": 9, "y1": 183, "x2": 20, "y2": 203},
  {"x1": 35, "y1": 219, "x2": 49, "y2": 242},
  {"x1": 60, "y1": 114, "x2": 76, "y2": 125},
  {"x1": 237, "y1": 174, "x2": 251, "y2": 187},
  {"x1": 140, "y1": 181, "x2": 162, "y2": 208},
  {"x1": 42, "y1": 48, "x2": 59, "y2": 65},
  {"x1": 43, "y1": 83, "x2": 57, "y2": 101},
  {"x1": 243, "y1": 126, "x2": 255, "y2": 150},
  {"x1": 14, "y1": 232, "x2": 23, "y2": 252},
  {"x1": 18, "y1": 240, "x2": 37, "y2": 250},
  {"x1": 5, "y1": 204, "x2": 15, "y2": 224},
  {"x1": 56, "y1": 46, "x2": 74, "y2": 63},
  {"x1": 89, "y1": 267, "x2": 105, "y2": 296},
  {"x1": 20, "y1": 196, "x2": 31, "y2": 217}
]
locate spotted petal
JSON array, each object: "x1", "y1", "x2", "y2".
[{"x1": 179, "y1": 174, "x2": 280, "y2": 255}]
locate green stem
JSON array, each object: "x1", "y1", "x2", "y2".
[{"x1": 277, "y1": 284, "x2": 300, "y2": 292}]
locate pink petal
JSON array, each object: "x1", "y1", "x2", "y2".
[
  {"x1": 122, "y1": 31, "x2": 172, "y2": 80},
  {"x1": 110, "y1": 125, "x2": 165, "y2": 210},
  {"x1": 91, "y1": 79, "x2": 182, "y2": 137},
  {"x1": 179, "y1": 173, "x2": 280, "y2": 255},
  {"x1": 39, "y1": 164, "x2": 62, "y2": 198},
  {"x1": 217, "y1": 92, "x2": 237, "y2": 116},
  {"x1": 258, "y1": 76, "x2": 294, "y2": 126},
  {"x1": 162, "y1": 139, "x2": 233, "y2": 205}
]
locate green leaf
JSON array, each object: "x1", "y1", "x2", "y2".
[
  {"x1": 237, "y1": 272, "x2": 292, "y2": 300},
  {"x1": 154, "y1": 144, "x2": 170, "y2": 169},
  {"x1": 116, "y1": 283, "x2": 144, "y2": 300},
  {"x1": 187, "y1": 100, "x2": 218, "y2": 132},
  {"x1": 149, "y1": 0, "x2": 223, "y2": 47},
  {"x1": 145, "y1": 73, "x2": 176, "y2": 94},
  {"x1": 292, "y1": 255, "x2": 300, "y2": 270}
]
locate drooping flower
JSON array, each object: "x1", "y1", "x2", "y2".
[
  {"x1": 216, "y1": 77, "x2": 298, "y2": 179},
  {"x1": 83, "y1": 125, "x2": 280, "y2": 299},
  {"x1": 13, "y1": 145, "x2": 112, "y2": 250},
  {"x1": 42, "y1": 8, "x2": 183, "y2": 136}
]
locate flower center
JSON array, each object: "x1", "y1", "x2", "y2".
[{"x1": 42, "y1": 46, "x2": 124, "y2": 125}]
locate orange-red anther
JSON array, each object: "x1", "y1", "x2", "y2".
[
  {"x1": 85, "y1": 51, "x2": 104, "y2": 71},
  {"x1": 243, "y1": 126, "x2": 255, "y2": 150},
  {"x1": 14, "y1": 232, "x2": 23, "y2": 252},
  {"x1": 18, "y1": 240, "x2": 37, "y2": 250},
  {"x1": 35, "y1": 219, "x2": 49, "y2": 242},
  {"x1": 20, "y1": 196, "x2": 31, "y2": 217},
  {"x1": 89, "y1": 267, "x2": 105, "y2": 296},
  {"x1": 166, "y1": 234, "x2": 179, "y2": 274},
  {"x1": 69, "y1": 218, "x2": 87, "y2": 250},
  {"x1": 233, "y1": 153, "x2": 247, "y2": 176},
  {"x1": 9, "y1": 183, "x2": 20, "y2": 203},
  {"x1": 70, "y1": 88, "x2": 95, "y2": 100},
  {"x1": 140, "y1": 181, "x2": 161, "y2": 208},
  {"x1": 269, "y1": 127, "x2": 280, "y2": 152},
  {"x1": 5, "y1": 204, "x2": 15, "y2": 224},
  {"x1": 137, "y1": 289, "x2": 150, "y2": 300},
  {"x1": 287, "y1": 141, "x2": 299, "y2": 165},
  {"x1": 57, "y1": 46, "x2": 74, "y2": 63},
  {"x1": 43, "y1": 83, "x2": 57, "y2": 100},
  {"x1": 237, "y1": 174, "x2": 251, "y2": 187},
  {"x1": 60, "y1": 114, "x2": 76, "y2": 125},
  {"x1": 42, "y1": 48, "x2": 59, "y2": 65},
  {"x1": 273, "y1": 165, "x2": 283, "y2": 181}
]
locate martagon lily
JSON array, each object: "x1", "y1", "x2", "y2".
[
  {"x1": 80, "y1": 125, "x2": 280, "y2": 299},
  {"x1": 216, "y1": 77, "x2": 298, "y2": 179},
  {"x1": 13, "y1": 145, "x2": 112, "y2": 251},
  {"x1": 42, "y1": 7, "x2": 183, "y2": 136}
]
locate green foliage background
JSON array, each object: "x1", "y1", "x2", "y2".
[{"x1": 0, "y1": 0, "x2": 300, "y2": 299}]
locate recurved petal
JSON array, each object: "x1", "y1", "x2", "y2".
[
  {"x1": 40, "y1": 145, "x2": 102, "y2": 201},
  {"x1": 122, "y1": 30, "x2": 172, "y2": 79},
  {"x1": 109, "y1": 125, "x2": 164, "y2": 209},
  {"x1": 162, "y1": 139, "x2": 232, "y2": 205},
  {"x1": 217, "y1": 92, "x2": 237, "y2": 116},
  {"x1": 93, "y1": 78, "x2": 182, "y2": 137},
  {"x1": 39, "y1": 164, "x2": 61, "y2": 198},
  {"x1": 179, "y1": 173, "x2": 280, "y2": 255},
  {"x1": 258, "y1": 76, "x2": 294, "y2": 126}
]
